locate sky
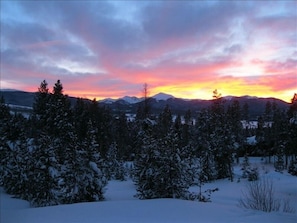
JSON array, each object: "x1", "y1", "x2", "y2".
[{"x1": 0, "y1": 0, "x2": 296, "y2": 102}]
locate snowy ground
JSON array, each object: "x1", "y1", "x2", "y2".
[{"x1": 1, "y1": 158, "x2": 297, "y2": 223}]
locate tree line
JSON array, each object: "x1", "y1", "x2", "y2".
[{"x1": 0, "y1": 80, "x2": 296, "y2": 206}]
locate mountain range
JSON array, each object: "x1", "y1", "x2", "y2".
[{"x1": 0, "y1": 90, "x2": 290, "y2": 120}]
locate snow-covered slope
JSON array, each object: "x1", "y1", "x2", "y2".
[
  {"x1": 121, "y1": 96, "x2": 142, "y2": 104},
  {"x1": 100, "y1": 92, "x2": 176, "y2": 105},
  {"x1": 2, "y1": 158, "x2": 297, "y2": 223},
  {"x1": 99, "y1": 98, "x2": 116, "y2": 104},
  {"x1": 152, "y1": 92, "x2": 175, "y2": 101}
]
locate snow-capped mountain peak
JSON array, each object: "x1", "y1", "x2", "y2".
[
  {"x1": 99, "y1": 98, "x2": 116, "y2": 104},
  {"x1": 152, "y1": 92, "x2": 175, "y2": 101},
  {"x1": 121, "y1": 96, "x2": 142, "y2": 104}
]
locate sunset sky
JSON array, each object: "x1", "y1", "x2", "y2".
[{"x1": 0, "y1": 1, "x2": 296, "y2": 102}]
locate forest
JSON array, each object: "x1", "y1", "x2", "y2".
[{"x1": 0, "y1": 80, "x2": 296, "y2": 207}]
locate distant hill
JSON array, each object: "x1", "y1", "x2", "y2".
[
  {"x1": 0, "y1": 90, "x2": 36, "y2": 107},
  {"x1": 103, "y1": 96, "x2": 289, "y2": 119},
  {"x1": 0, "y1": 90, "x2": 290, "y2": 120}
]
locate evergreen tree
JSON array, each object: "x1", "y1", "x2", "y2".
[
  {"x1": 274, "y1": 144, "x2": 285, "y2": 172},
  {"x1": 33, "y1": 80, "x2": 50, "y2": 115},
  {"x1": 264, "y1": 101, "x2": 272, "y2": 122},
  {"x1": 158, "y1": 104, "x2": 173, "y2": 136},
  {"x1": 30, "y1": 133, "x2": 61, "y2": 207},
  {"x1": 226, "y1": 100, "x2": 244, "y2": 164},
  {"x1": 112, "y1": 112, "x2": 131, "y2": 160},
  {"x1": 181, "y1": 109, "x2": 193, "y2": 147},
  {"x1": 1, "y1": 115, "x2": 33, "y2": 200},
  {"x1": 194, "y1": 109, "x2": 217, "y2": 181},
  {"x1": 0, "y1": 96, "x2": 11, "y2": 185},
  {"x1": 105, "y1": 142, "x2": 126, "y2": 181},
  {"x1": 0, "y1": 95, "x2": 10, "y2": 119},
  {"x1": 134, "y1": 130, "x2": 190, "y2": 199},
  {"x1": 287, "y1": 93, "x2": 297, "y2": 163},
  {"x1": 1, "y1": 80, "x2": 110, "y2": 207},
  {"x1": 241, "y1": 102, "x2": 249, "y2": 122},
  {"x1": 241, "y1": 154, "x2": 250, "y2": 179},
  {"x1": 73, "y1": 98, "x2": 89, "y2": 140},
  {"x1": 75, "y1": 120, "x2": 107, "y2": 202},
  {"x1": 88, "y1": 99, "x2": 113, "y2": 157},
  {"x1": 209, "y1": 90, "x2": 234, "y2": 181}
]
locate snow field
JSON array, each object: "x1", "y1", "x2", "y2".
[{"x1": 1, "y1": 158, "x2": 297, "y2": 223}]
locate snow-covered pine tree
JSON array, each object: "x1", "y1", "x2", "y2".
[
  {"x1": 274, "y1": 144, "x2": 285, "y2": 172},
  {"x1": 2, "y1": 116, "x2": 33, "y2": 201},
  {"x1": 226, "y1": 100, "x2": 244, "y2": 163},
  {"x1": 0, "y1": 137, "x2": 9, "y2": 187},
  {"x1": 30, "y1": 133, "x2": 61, "y2": 207},
  {"x1": 194, "y1": 109, "x2": 217, "y2": 181},
  {"x1": 0, "y1": 96, "x2": 11, "y2": 186},
  {"x1": 106, "y1": 142, "x2": 126, "y2": 181},
  {"x1": 32, "y1": 80, "x2": 50, "y2": 132},
  {"x1": 73, "y1": 98, "x2": 89, "y2": 140},
  {"x1": 134, "y1": 130, "x2": 189, "y2": 199},
  {"x1": 287, "y1": 94, "x2": 297, "y2": 171},
  {"x1": 79, "y1": 120, "x2": 107, "y2": 201},
  {"x1": 209, "y1": 91, "x2": 234, "y2": 181},
  {"x1": 158, "y1": 104, "x2": 173, "y2": 137},
  {"x1": 241, "y1": 153, "x2": 250, "y2": 178}
]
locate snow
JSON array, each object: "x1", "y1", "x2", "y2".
[
  {"x1": 121, "y1": 96, "x2": 142, "y2": 104},
  {"x1": 99, "y1": 98, "x2": 116, "y2": 104},
  {"x1": 1, "y1": 158, "x2": 297, "y2": 223},
  {"x1": 152, "y1": 92, "x2": 174, "y2": 101},
  {"x1": 246, "y1": 136, "x2": 257, "y2": 145},
  {"x1": 99, "y1": 93, "x2": 175, "y2": 105}
]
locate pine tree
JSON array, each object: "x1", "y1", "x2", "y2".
[
  {"x1": 30, "y1": 133, "x2": 61, "y2": 207},
  {"x1": 80, "y1": 120, "x2": 107, "y2": 201},
  {"x1": 209, "y1": 91, "x2": 234, "y2": 181},
  {"x1": 33, "y1": 80, "x2": 50, "y2": 115},
  {"x1": 88, "y1": 99, "x2": 113, "y2": 157},
  {"x1": 2, "y1": 115, "x2": 33, "y2": 200},
  {"x1": 0, "y1": 95, "x2": 10, "y2": 119},
  {"x1": 106, "y1": 142, "x2": 126, "y2": 181},
  {"x1": 134, "y1": 130, "x2": 189, "y2": 199},
  {"x1": 0, "y1": 96, "x2": 11, "y2": 186},
  {"x1": 194, "y1": 109, "x2": 217, "y2": 181},
  {"x1": 241, "y1": 154, "x2": 250, "y2": 178},
  {"x1": 274, "y1": 144, "x2": 285, "y2": 172},
  {"x1": 158, "y1": 104, "x2": 173, "y2": 136},
  {"x1": 226, "y1": 100, "x2": 244, "y2": 165},
  {"x1": 287, "y1": 93, "x2": 297, "y2": 163},
  {"x1": 73, "y1": 98, "x2": 89, "y2": 140},
  {"x1": 112, "y1": 112, "x2": 131, "y2": 160}
]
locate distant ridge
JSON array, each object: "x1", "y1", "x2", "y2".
[{"x1": 0, "y1": 89, "x2": 290, "y2": 119}]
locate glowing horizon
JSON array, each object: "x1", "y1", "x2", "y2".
[{"x1": 1, "y1": 1, "x2": 296, "y2": 103}]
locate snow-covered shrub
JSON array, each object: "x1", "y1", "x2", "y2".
[
  {"x1": 239, "y1": 178, "x2": 296, "y2": 213},
  {"x1": 282, "y1": 198, "x2": 296, "y2": 213},
  {"x1": 239, "y1": 178, "x2": 280, "y2": 212}
]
